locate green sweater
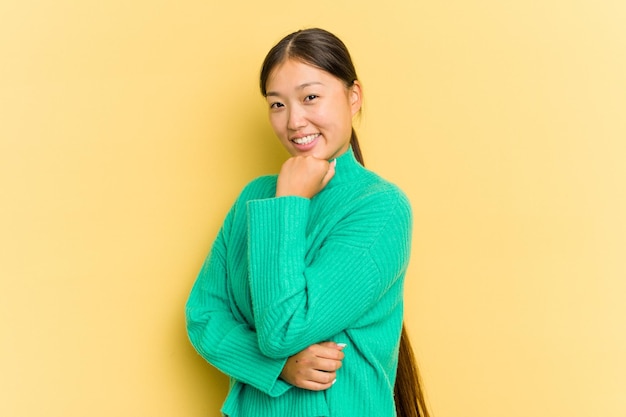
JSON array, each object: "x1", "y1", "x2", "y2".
[{"x1": 186, "y1": 148, "x2": 412, "y2": 417}]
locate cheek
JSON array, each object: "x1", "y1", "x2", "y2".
[
  {"x1": 269, "y1": 114, "x2": 285, "y2": 136},
  {"x1": 316, "y1": 103, "x2": 351, "y2": 131},
  {"x1": 310, "y1": 106, "x2": 333, "y2": 128}
]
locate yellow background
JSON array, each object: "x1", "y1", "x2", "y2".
[{"x1": 1, "y1": 1, "x2": 625, "y2": 416}]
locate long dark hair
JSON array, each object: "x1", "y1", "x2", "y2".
[{"x1": 260, "y1": 28, "x2": 430, "y2": 417}]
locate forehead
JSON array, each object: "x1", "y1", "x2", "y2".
[{"x1": 266, "y1": 59, "x2": 342, "y2": 92}]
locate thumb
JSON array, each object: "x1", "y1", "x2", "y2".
[{"x1": 320, "y1": 159, "x2": 336, "y2": 188}]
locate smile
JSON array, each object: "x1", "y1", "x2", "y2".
[{"x1": 291, "y1": 133, "x2": 320, "y2": 145}]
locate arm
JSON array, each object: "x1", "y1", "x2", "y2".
[
  {"x1": 247, "y1": 190, "x2": 412, "y2": 359},
  {"x1": 185, "y1": 206, "x2": 292, "y2": 397}
]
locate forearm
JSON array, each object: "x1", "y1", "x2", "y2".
[
  {"x1": 186, "y1": 307, "x2": 291, "y2": 396},
  {"x1": 246, "y1": 195, "x2": 410, "y2": 358},
  {"x1": 185, "y1": 224, "x2": 292, "y2": 396}
]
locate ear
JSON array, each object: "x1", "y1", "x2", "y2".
[{"x1": 349, "y1": 80, "x2": 363, "y2": 117}]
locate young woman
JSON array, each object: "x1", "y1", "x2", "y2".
[{"x1": 186, "y1": 28, "x2": 429, "y2": 417}]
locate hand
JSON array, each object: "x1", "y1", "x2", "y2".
[
  {"x1": 276, "y1": 156, "x2": 336, "y2": 198},
  {"x1": 279, "y1": 342, "x2": 346, "y2": 391}
]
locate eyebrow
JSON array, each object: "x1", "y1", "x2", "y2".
[{"x1": 265, "y1": 81, "x2": 324, "y2": 97}]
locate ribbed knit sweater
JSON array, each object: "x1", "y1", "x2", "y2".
[{"x1": 186, "y1": 147, "x2": 412, "y2": 417}]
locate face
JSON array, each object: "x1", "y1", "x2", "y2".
[{"x1": 265, "y1": 59, "x2": 362, "y2": 160}]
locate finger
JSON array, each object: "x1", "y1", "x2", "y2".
[
  {"x1": 298, "y1": 354, "x2": 340, "y2": 372},
  {"x1": 307, "y1": 369, "x2": 337, "y2": 385},
  {"x1": 297, "y1": 378, "x2": 336, "y2": 391},
  {"x1": 318, "y1": 341, "x2": 347, "y2": 353},
  {"x1": 319, "y1": 341, "x2": 347, "y2": 350},
  {"x1": 297, "y1": 349, "x2": 343, "y2": 372},
  {"x1": 313, "y1": 357, "x2": 343, "y2": 372},
  {"x1": 290, "y1": 364, "x2": 337, "y2": 389},
  {"x1": 309, "y1": 343, "x2": 345, "y2": 360}
]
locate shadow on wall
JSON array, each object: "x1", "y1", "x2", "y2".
[
  {"x1": 175, "y1": 289, "x2": 230, "y2": 413},
  {"x1": 176, "y1": 102, "x2": 288, "y2": 414}
]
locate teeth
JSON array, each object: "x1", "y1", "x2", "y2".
[{"x1": 292, "y1": 134, "x2": 319, "y2": 145}]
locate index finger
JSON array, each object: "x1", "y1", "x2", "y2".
[{"x1": 312, "y1": 342, "x2": 346, "y2": 360}]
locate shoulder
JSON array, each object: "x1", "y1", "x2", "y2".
[
  {"x1": 324, "y1": 169, "x2": 412, "y2": 242},
  {"x1": 356, "y1": 169, "x2": 412, "y2": 217}
]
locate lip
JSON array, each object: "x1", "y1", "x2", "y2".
[
  {"x1": 289, "y1": 132, "x2": 320, "y2": 141},
  {"x1": 290, "y1": 133, "x2": 321, "y2": 152}
]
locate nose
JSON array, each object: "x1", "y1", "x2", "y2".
[{"x1": 287, "y1": 105, "x2": 307, "y2": 131}]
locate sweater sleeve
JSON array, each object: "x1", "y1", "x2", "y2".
[
  {"x1": 185, "y1": 204, "x2": 291, "y2": 397},
  {"x1": 247, "y1": 190, "x2": 412, "y2": 359}
]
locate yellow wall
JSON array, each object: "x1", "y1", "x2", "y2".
[{"x1": 1, "y1": 1, "x2": 625, "y2": 416}]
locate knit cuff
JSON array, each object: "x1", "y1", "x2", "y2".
[
  {"x1": 208, "y1": 323, "x2": 291, "y2": 397},
  {"x1": 246, "y1": 195, "x2": 310, "y2": 298}
]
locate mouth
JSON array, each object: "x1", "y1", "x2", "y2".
[{"x1": 291, "y1": 133, "x2": 320, "y2": 145}]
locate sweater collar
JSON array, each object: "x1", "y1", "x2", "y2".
[{"x1": 325, "y1": 146, "x2": 366, "y2": 188}]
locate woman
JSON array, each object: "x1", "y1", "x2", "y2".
[{"x1": 186, "y1": 28, "x2": 429, "y2": 417}]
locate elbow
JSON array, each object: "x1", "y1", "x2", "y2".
[
  {"x1": 255, "y1": 304, "x2": 305, "y2": 358},
  {"x1": 256, "y1": 324, "x2": 299, "y2": 359},
  {"x1": 185, "y1": 309, "x2": 218, "y2": 360},
  {"x1": 257, "y1": 332, "x2": 289, "y2": 359},
  {"x1": 186, "y1": 321, "x2": 213, "y2": 358}
]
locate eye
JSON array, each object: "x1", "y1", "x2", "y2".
[
  {"x1": 269, "y1": 102, "x2": 284, "y2": 109},
  {"x1": 304, "y1": 94, "x2": 318, "y2": 102}
]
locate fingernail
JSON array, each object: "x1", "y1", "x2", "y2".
[
  {"x1": 332, "y1": 378, "x2": 337, "y2": 385},
  {"x1": 332, "y1": 158, "x2": 337, "y2": 167},
  {"x1": 337, "y1": 343, "x2": 347, "y2": 348}
]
